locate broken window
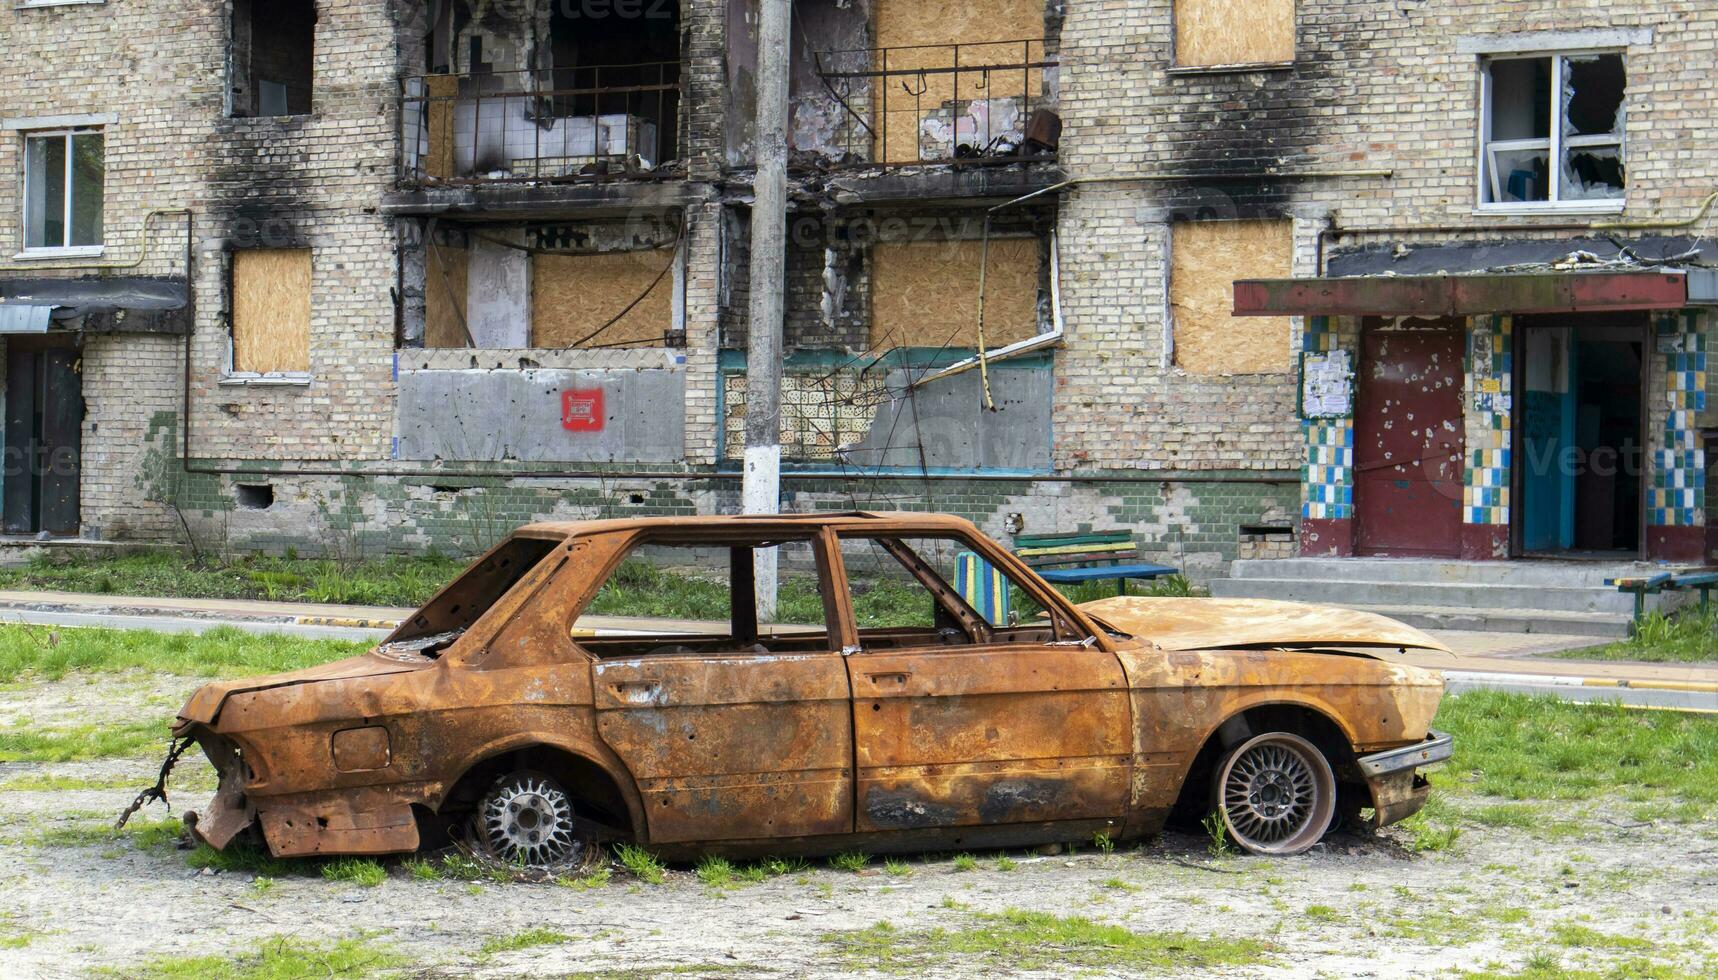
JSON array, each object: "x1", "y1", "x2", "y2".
[
  {"x1": 1481, "y1": 53, "x2": 1625, "y2": 206},
  {"x1": 574, "y1": 539, "x2": 838, "y2": 660},
  {"x1": 1174, "y1": 0, "x2": 1295, "y2": 68},
  {"x1": 230, "y1": 249, "x2": 312, "y2": 375},
  {"x1": 835, "y1": 535, "x2": 1079, "y2": 645},
  {"x1": 382, "y1": 534, "x2": 562, "y2": 653},
  {"x1": 230, "y1": 0, "x2": 316, "y2": 117},
  {"x1": 1170, "y1": 220, "x2": 1293, "y2": 376},
  {"x1": 22, "y1": 129, "x2": 103, "y2": 252}
]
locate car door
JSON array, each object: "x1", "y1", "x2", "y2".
[
  {"x1": 590, "y1": 534, "x2": 855, "y2": 844},
  {"x1": 837, "y1": 533, "x2": 1133, "y2": 835}
]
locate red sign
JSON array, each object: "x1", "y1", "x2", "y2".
[{"x1": 561, "y1": 388, "x2": 605, "y2": 432}]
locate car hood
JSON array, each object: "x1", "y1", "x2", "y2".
[
  {"x1": 175, "y1": 654, "x2": 424, "y2": 727},
  {"x1": 1076, "y1": 596, "x2": 1452, "y2": 655}
]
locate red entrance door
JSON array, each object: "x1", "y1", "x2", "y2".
[{"x1": 1355, "y1": 319, "x2": 1465, "y2": 557}]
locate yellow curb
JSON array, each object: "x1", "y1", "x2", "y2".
[
  {"x1": 1584, "y1": 677, "x2": 1718, "y2": 694},
  {"x1": 294, "y1": 616, "x2": 402, "y2": 630}
]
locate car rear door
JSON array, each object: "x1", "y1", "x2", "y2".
[{"x1": 836, "y1": 533, "x2": 1133, "y2": 835}]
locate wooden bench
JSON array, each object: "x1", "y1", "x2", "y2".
[
  {"x1": 1608, "y1": 570, "x2": 1718, "y2": 636},
  {"x1": 1013, "y1": 531, "x2": 1179, "y2": 596}
]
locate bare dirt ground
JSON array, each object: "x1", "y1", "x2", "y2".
[{"x1": 0, "y1": 674, "x2": 1714, "y2": 979}]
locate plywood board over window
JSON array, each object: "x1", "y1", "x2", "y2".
[
  {"x1": 231, "y1": 248, "x2": 311, "y2": 374},
  {"x1": 1171, "y1": 220, "x2": 1293, "y2": 376},
  {"x1": 532, "y1": 248, "x2": 677, "y2": 348},
  {"x1": 423, "y1": 242, "x2": 470, "y2": 349},
  {"x1": 870, "y1": 238, "x2": 1041, "y2": 352},
  {"x1": 871, "y1": 0, "x2": 1048, "y2": 163},
  {"x1": 1174, "y1": 0, "x2": 1295, "y2": 68}
]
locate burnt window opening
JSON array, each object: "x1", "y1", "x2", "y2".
[
  {"x1": 231, "y1": 0, "x2": 317, "y2": 117},
  {"x1": 384, "y1": 535, "x2": 561, "y2": 650},
  {"x1": 545, "y1": 2, "x2": 682, "y2": 166},
  {"x1": 1482, "y1": 53, "x2": 1625, "y2": 206}
]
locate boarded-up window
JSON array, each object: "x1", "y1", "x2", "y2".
[
  {"x1": 1170, "y1": 220, "x2": 1292, "y2": 375},
  {"x1": 231, "y1": 248, "x2": 311, "y2": 374},
  {"x1": 872, "y1": 0, "x2": 1048, "y2": 163},
  {"x1": 870, "y1": 239, "x2": 1040, "y2": 352},
  {"x1": 531, "y1": 248, "x2": 677, "y2": 348},
  {"x1": 423, "y1": 243, "x2": 470, "y2": 349},
  {"x1": 1174, "y1": 0, "x2": 1295, "y2": 68}
]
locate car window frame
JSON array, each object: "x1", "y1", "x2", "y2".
[{"x1": 829, "y1": 528, "x2": 1100, "y2": 653}]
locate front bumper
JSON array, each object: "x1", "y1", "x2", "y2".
[
  {"x1": 1357, "y1": 730, "x2": 1453, "y2": 778},
  {"x1": 1356, "y1": 730, "x2": 1452, "y2": 828}
]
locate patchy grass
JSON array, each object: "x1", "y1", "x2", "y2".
[
  {"x1": 33, "y1": 815, "x2": 185, "y2": 851},
  {"x1": 1562, "y1": 607, "x2": 1718, "y2": 664},
  {"x1": 186, "y1": 842, "x2": 298, "y2": 878},
  {"x1": 0, "y1": 718, "x2": 172, "y2": 762},
  {"x1": 1549, "y1": 923, "x2": 1655, "y2": 952},
  {"x1": 829, "y1": 850, "x2": 871, "y2": 873},
  {"x1": 555, "y1": 867, "x2": 612, "y2": 890},
  {"x1": 480, "y1": 928, "x2": 571, "y2": 957},
  {"x1": 0, "y1": 624, "x2": 370, "y2": 682},
  {"x1": 100, "y1": 934, "x2": 405, "y2": 980},
  {"x1": 826, "y1": 910, "x2": 1272, "y2": 973},
  {"x1": 1400, "y1": 791, "x2": 1464, "y2": 853},
  {"x1": 0, "y1": 772, "x2": 137, "y2": 793},
  {"x1": 950, "y1": 853, "x2": 978, "y2": 872},
  {"x1": 695, "y1": 855, "x2": 737, "y2": 888},
  {"x1": 613, "y1": 843, "x2": 666, "y2": 884},
  {"x1": 320, "y1": 858, "x2": 387, "y2": 888},
  {"x1": 1432, "y1": 691, "x2": 1718, "y2": 810},
  {"x1": 0, "y1": 551, "x2": 463, "y2": 608}
]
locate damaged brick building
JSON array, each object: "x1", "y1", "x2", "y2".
[{"x1": 1, "y1": 0, "x2": 1713, "y2": 585}]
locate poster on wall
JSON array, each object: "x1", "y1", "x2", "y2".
[{"x1": 1299, "y1": 350, "x2": 1354, "y2": 420}]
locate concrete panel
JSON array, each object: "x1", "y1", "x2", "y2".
[
  {"x1": 465, "y1": 233, "x2": 530, "y2": 348},
  {"x1": 395, "y1": 368, "x2": 685, "y2": 463},
  {"x1": 844, "y1": 366, "x2": 1051, "y2": 472}
]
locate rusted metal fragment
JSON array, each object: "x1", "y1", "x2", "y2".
[
  {"x1": 1366, "y1": 770, "x2": 1431, "y2": 828},
  {"x1": 1080, "y1": 596, "x2": 1451, "y2": 653},
  {"x1": 258, "y1": 795, "x2": 420, "y2": 858}
]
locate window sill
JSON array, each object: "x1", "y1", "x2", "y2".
[
  {"x1": 1167, "y1": 61, "x2": 1295, "y2": 77},
  {"x1": 1473, "y1": 201, "x2": 1626, "y2": 217},
  {"x1": 12, "y1": 246, "x2": 104, "y2": 260},
  {"x1": 219, "y1": 374, "x2": 313, "y2": 387}
]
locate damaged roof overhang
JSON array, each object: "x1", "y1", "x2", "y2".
[
  {"x1": 1232, "y1": 271, "x2": 1690, "y2": 318},
  {"x1": 0, "y1": 276, "x2": 191, "y2": 335},
  {"x1": 382, "y1": 182, "x2": 712, "y2": 221}
]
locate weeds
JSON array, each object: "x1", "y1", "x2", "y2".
[
  {"x1": 1202, "y1": 812, "x2": 1234, "y2": 859},
  {"x1": 613, "y1": 843, "x2": 666, "y2": 884},
  {"x1": 994, "y1": 855, "x2": 1018, "y2": 872},
  {"x1": 951, "y1": 853, "x2": 978, "y2": 872},
  {"x1": 695, "y1": 856, "x2": 737, "y2": 888},
  {"x1": 882, "y1": 858, "x2": 912, "y2": 877},
  {"x1": 480, "y1": 928, "x2": 570, "y2": 957},
  {"x1": 320, "y1": 858, "x2": 387, "y2": 888},
  {"x1": 1573, "y1": 607, "x2": 1718, "y2": 664},
  {"x1": 101, "y1": 934, "x2": 403, "y2": 979},
  {"x1": 830, "y1": 851, "x2": 871, "y2": 873},
  {"x1": 555, "y1": 867, "x2": 612, "y2": 890},
  {"x1": 1091, "y1": 832, "x2": 1115, "y2": 855}
]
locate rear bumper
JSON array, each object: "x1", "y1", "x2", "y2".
[{"x1": 1357, "y1": 730, "x2": 1453, "y2": 778}]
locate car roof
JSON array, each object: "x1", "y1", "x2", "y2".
[{"x1": 515, "y1": 511, "x2": 983, "y2": 538}]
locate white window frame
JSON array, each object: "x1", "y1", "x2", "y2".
[
  {"x1": 16, "y1": 127, "x2": 105, "y2": 259},
  {"x1": 1476, "y1": 51, "x2": 1626, "y2": 216},
  {"x1": 221, "y1": 248, "x2": 314, "y2": 387}
]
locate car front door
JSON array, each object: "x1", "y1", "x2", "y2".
[
  {"x1": 588, "y1": 533, "x2": 855, "y2": 844},
  {"x1": 836, "y1": 533, "x2": 1133, "y2": 837}
]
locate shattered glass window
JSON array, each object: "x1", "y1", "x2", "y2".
[{"x1": 1481, "y1": 52, "x2": 1625, "y2": 205}]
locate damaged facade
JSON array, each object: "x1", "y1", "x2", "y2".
[{"x1": 0, "y1": 0, "x2": 1712, "y2": 573}]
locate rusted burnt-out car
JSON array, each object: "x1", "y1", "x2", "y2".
[{"x1": 171, "y1": 513, "x2": 1451, "y2": 864}]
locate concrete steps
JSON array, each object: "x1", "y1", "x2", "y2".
[{"x1": 1211, "y1": 557, "x2": 1694, "y2": 637}]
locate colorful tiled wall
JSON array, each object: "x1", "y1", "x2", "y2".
[
  {"x1": 1463, "y1": 314, "x2": 1513, "y2": 527},
  {"x1": 1300, "y1": 316, "x2": 1355, "y2": 521},
  {"x1": 1651, "y1": 312, "x2": 1707, "y2": 528}
]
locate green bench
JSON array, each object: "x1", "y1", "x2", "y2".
[
  {"x1": 1013, "y1": 531, "x2": 1179, "y2": 596},
  {"x1": 1608, "y1": 570, "x2": 1718, "y2": 636}
]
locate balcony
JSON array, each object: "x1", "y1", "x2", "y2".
[
  {"x1": 400, "y1": 64, "x2": 681, "y2": 186},
  {"x1": 811, "y1": 39, "x2": 1058, "y2": 168}
]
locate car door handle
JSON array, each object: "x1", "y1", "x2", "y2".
[
  {"x1": 865, "y1": 671, "x2": 911, "y2": 686},
  {"x1": 611, "y1": 681, "x2": 664, "y2": 704}
]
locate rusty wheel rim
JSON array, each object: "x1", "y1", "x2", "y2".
[
  {"x1": 1217, "y1": 733, "x2": 1335, "y2": 856},
  {"x1": 478, "y1": 772, "x2": 580, "y2": 867}
]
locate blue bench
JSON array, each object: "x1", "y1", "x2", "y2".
[
  {"x1": 1014, "y1": 531, "x2": 1179, "y2": 596},
  {"x1": 1608, "y1": 570, "x2": 1718, "y2": 636}
]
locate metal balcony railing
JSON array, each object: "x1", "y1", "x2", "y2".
[
  {"x1": 400, "y1": 63, "x2": 681, "y2": 185},
  {"x1": 813, "y1": 40, "x2": 1057, "y2": 167}
]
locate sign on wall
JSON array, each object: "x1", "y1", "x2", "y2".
[{"x1": 1299, "y1": 349, "x2": 1354, "y2": 420}]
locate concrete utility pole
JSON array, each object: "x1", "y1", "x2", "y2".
[{"x1": 742, "y1": 0, "x2": 791, "y2": 619}]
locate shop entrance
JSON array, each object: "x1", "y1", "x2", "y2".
[{"x1": 1515, "y1": 314, "x2": 1646, "y2": 557}]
